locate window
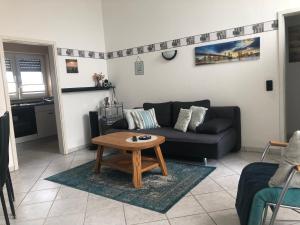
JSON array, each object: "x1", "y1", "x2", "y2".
[
  {"x1": 5, "y1": 59, "x2": 17, "y2": 97},
  {"x1": 5, "y1": 54, "x2": 48, "y2": 100}
]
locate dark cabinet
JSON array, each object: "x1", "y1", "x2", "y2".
[{"x1": 12, "y1": 106, "x2": 37, "y2": 138}]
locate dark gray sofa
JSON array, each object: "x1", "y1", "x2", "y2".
[{"x1": 106, "y1": 100, "x2": 241, "y2": 159}]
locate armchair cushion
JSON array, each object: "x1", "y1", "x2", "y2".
[
  {"x1": 237, "y1": 161, "x2": 300, "y2": 225},
  {"x1": 236, "y1": 162, "x2": 278, "y2": 225},
  {"x1": 269, "y1": 130, "x2": 300, "y2": 188}
]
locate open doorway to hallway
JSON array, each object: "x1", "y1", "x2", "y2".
[{"x1": 285, "y1": 15, "x2": 300, "y2": 140}]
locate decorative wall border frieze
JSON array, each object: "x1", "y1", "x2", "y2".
[
  {"x1": 57, "y1": 20, "x2": 278, "y2": 60},
  {"x1": 57, "y1": 48, "x2": 105, "y2": 59}
]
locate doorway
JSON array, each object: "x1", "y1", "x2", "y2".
[
  {"x1": 285, "y1": 15, "x2": 300, "y2": 139},
  {"x1": 0, "y1": 38, "x2": 66, "y2": 170}
]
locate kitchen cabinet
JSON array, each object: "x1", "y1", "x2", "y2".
[
  {"x1": 12, "y1": 106, "x2": 37, "y2": 138},
  {"x1": 34, "y1": 104, "x2": 57, "y2": 138}
]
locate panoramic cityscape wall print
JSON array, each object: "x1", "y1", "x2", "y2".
[{"x1": 195, "y1": 37, "x2": 260, "y2": 65}]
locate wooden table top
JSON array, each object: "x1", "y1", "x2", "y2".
[{"x1": 92, "y1": 132, "x2": 165, "y2": 151}]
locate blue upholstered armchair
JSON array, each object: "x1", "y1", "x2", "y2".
[{"x1": 236, "y1": 141, "x2": 300, "y2": 225}]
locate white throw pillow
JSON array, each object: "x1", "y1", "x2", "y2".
[
  {"x1": 269, "y1": 130, "x2": 300, "y2": 188},
  {"x1": 124, "y1": 108, "x2": 143, "y2": 130},
  {"x1": 188, "y1": 106, "x2": 208, "y2": 132},
  {"x1": 174, "y1": 108, "x2": 192, "y2": 132}
]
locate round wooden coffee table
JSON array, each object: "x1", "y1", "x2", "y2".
[{"x1": 92, "y1": 132, "x2": 168, "y2": 188}]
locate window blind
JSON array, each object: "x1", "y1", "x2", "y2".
[
  {"x1": 18, "y1": 59, "x2": 42, "y2": 72},
  {"x1": 5, "y1": 59, "x2": 12, "y2": 71}
]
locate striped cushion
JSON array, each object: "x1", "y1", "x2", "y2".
[{"x1": 131, "y1": 108, "x2": 160, "y2": 129}]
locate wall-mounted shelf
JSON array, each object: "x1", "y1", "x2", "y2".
[{"x1": 61, "y1": 86, "x2": 114, "y2": 93}]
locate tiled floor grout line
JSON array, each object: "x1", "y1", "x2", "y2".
[
  {"x1": 130, "y1": 218, "x2": 171, "y2": 225},
  {"x1": 82, "y1": 192, "x2": 90, "y2": 225},
  {"x1": 165, "y1": 206, "x2": 172, "y2": 225},
  {"x1": 166, "y1": 211, "x2": 208, "y2": 220},
  {"x1": 4, "y1": 152, "x2": 70, "y2": 223},
  {"x1": 122, "y1": 204, "x2": 128, "y2": 225},
  {"x1": 42, "y1": 181, "x2": 62, "y2": 224},
  {"x1": 42, "y1": 152, "x2": 77, "y2": 225},
  {"x1": 209, "y1": 174, "x2": 239, "y2": 199},
  {"x1": 15, "y1": 159, "x2": 55, "y2": 210},
  {"x1": 190, "y1": 191, "x2": 218, "y2": 225}
]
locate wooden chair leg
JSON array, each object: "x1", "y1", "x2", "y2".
[
  {"x1": 94, "y1": 145, "x2": 104, "y2": 174},
  {"x1": 0, "y1": 189, "x2": 10, "y2": 225},
  {"x1": 6, "y1": 182, "x2": 16, "y2": 219},
  {"x1": 132, "y1": 151, "x2": 142, "y2": 188},
  {"x1": 7, "y1": 172, "x2": 14, "y2": 202}
]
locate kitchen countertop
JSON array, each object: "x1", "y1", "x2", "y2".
[{"x1": 11, "y1": 98, "x2": 54, "y2": 109}]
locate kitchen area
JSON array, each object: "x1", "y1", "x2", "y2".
[
  {"x1": 4, "y1": 42, "x2": 59, "y2": 160},
  {"x1": 11, "y1": 97, "x2": 57, "y2": 142}
]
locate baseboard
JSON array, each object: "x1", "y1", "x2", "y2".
[
  {"x1": 241, "y1": 146, "x2": 282, "y2": 155},
  {"x1": 67, "y1": 144, "x2": 89, "y2": 153},
  {"x1": 16, "y1": 134, "x2": 39, "y2": 143},
  {"x1": 67, "y1": 144, "x2": 118, "y2": 155}
]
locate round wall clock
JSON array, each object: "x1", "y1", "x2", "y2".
[{"x1": 162, "y1": 50, "x2": 177, "y2": 60}]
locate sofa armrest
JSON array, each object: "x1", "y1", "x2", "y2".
[{"x1": 209, "y1": 106, "x2": 241, "y2": 152}]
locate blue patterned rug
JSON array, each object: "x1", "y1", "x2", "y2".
[{"x1": 46, "y1": 159, "x2": 215, "y2": 213}]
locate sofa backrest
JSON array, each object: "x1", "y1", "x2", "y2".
[
  {"x1": 143, "y1": 102, "x2": 172, "y2": 127},
  {"x1": 209, "y1": 106, "x2": 241, "y2": 151},
  {"x1": 143, "y1": 100, "x2": 211, "y2": 127}
]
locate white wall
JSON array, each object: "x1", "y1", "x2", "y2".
[
  {"x1": 0, "y1": 0, "x2": 109, "y2": 169},
  {"x1": 102, "y1": 0, "x2": 300, "y2": 149},
  {"x1": 285, "y1": 15, "x2": 300, "y2": 139}
]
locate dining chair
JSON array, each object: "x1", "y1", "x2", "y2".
[{"x1": 0, "y1": 112, "x2": 16, "y2": 225}]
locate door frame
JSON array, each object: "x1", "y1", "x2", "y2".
[
  {"x1": 0, "y1": 36, "x2": 67, "y2": 170},
  {"x1": 278, "y1": 8, "x2": 300, "y2": 141}
]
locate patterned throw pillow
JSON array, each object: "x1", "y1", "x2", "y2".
[
  {"x1": 174, "y1": 108, "x2": 192, "y2": 132},
  {"x1": 124, "y1": 108, "x2": 143, "y2": 130},
  {"x1": 188, "y1": 106, "x2": 208, "y2": 132},
  {"x1": 131, "y1": 108, "x2": 160, "y2": 129}
]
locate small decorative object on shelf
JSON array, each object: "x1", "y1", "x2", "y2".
[
  {"x1": 100, "y1": 102, "x2": 124, "y2": 126},
  {"x1": 92, "y1": 72, "x2": 105, "y2": 87}
]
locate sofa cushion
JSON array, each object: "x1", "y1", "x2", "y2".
[
  {"x1": 196, "y1": 118, "x2": 232, "y2": 134},
  {"x1": 106, "y1": 127, "x2": 233, "y2": 144},
  {"x1": 131, "y1": 108, "x2": 160, "y2": 129},
  {"x1": 174, "y1": 108, "x2": 192, "y2": 132},
  {"x1": 124, "y1": 108, "x2": 143, "y2": 130},
  {"x1": 188, "y1": 106, "x2": 208, "y2": 131},
  {"x1": 111, "y1": 118, "x2": 128, "y2": 129},
  {"x1": 172, "y1": 100, "x2": 210, "y2": 126},
  {"x1": 143, "y1": 102, "x2": 172, "y2": 127}
]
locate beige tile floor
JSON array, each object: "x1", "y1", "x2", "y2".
[{"x1": 1, "y1": 138, "x2": 300, "y2": 225}]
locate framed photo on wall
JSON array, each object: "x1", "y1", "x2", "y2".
[{"x1": 66, "y1": 59, "x2": 79, "y2": 73}]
